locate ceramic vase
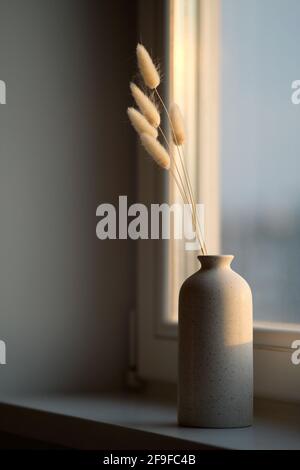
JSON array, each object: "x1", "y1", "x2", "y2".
[{"x1": 178, "y1": 255, "x2": 253, "y2": 428}]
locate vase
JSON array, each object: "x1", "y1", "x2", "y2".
[{"x1": 178, "y1": 255, "x2": 253, "y2": 428}]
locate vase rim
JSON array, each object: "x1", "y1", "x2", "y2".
[
  {"x1": 197, "y1": 254, "x2": 234, "y2": 259},
  {"x1": 197, "y1": 254, "x2": 234, "y2": 268}
]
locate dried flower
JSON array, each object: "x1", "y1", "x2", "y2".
[
  {"x1": 127, "y1": 107, "x2": 158, "y2": 138},
  {"x1": 170, "y1": 103, "x2": 185, "y2": 145},
  {"x1": 140, "y1": 133, "x2": 170, "y2": 170},
  {"x1": 130, "y1": 83, "x2": 160, "y2": 128},
  {"x1": 126, "y1": 44, "x2": 206, "y2": 254},
  {"x1": 136, "y1": 43, "x2": 160, "y2": 89}
]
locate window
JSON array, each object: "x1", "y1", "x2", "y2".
[
  {"x1": 137, "y1": 0, "x2": 300, "y2": 402},
  {"x1": 167, "y1": 0, "x2": 220, "y2": 323},
  {"x1": 221, "y1": 0, "x2": 300, "y2": 326}
]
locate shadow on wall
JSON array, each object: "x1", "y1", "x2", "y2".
[{"x1": 0, "y1": 0, "x2": 137, "y2": 393}]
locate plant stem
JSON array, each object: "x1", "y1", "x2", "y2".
[
  {"x1": 155, "y1": 88, "x2": 207, "y2": 254},
  {"x1": 159, "y1": 126, "x2": 189, "y2": 203},
  {"x1": 159, "y1": 126, "x2": 204, "y2": 253}
]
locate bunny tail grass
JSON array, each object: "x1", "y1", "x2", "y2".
[
  {"x1": 136, "y1": 43, "x2": 160, "y2": 90},
  {"x1": 130, "y1": 82, "x2": 160, "y2": 128},
  {"x1": 127, "y1": 107, "x2": 158, "y2": 138},
  {"x1": 140, "y1": 133, "x2": 170, "y2": 170},
  {"x1": 170, "y1": 103, "x2": 185, "y2": 145}
]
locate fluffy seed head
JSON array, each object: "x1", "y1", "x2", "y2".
[
  {"x1": 127, "y1": 107, "x2": 158, "y2": 138},
  {"x1": 140, "y1": 133, "x2": 170, "y2": 170},
  {"x1": 136, "y1": 43, "x2": 160, "y2": 89},
  {"x1": 170, "y1": 103, "x2": 185, "y2": 145},
  {"x1": 130, "y1": 82, "x2": 160, "y2": 128}
]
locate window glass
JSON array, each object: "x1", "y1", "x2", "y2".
[{"x1": 221, "y1": 0, "x2": 300, "y2": 324}]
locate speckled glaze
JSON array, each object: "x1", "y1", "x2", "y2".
[{"x1": 178, "y1": 255, "x2": 253, "y2": 428}]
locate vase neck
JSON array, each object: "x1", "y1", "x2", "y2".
[{"x1": 198, "y1": 255, "x2": 234, "y2": 270}]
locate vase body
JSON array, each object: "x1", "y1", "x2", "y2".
[{"x1": 178, "y1": 255, "x2": 253, "y2": 428}]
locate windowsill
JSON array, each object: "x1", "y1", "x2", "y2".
[{"x1": 0, "y1": 391, "x2": 299, "y2": 449}]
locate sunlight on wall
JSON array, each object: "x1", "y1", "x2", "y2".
[
  {"x1": 167, "y1": 0, "x2": 220, "y2": 322},
  {"x1": 168, "y1": 0, "x2": 199, "y2": 323}
]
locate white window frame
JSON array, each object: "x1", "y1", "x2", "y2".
[{"x1": 136, "y1": 0, "x2": 300, "y2": 403}]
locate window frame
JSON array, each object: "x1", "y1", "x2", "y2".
[{"x1": 136, "y1": 0, "x2": 300, "y2": 403}]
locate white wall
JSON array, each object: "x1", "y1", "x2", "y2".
[{"x1": 0, "y1": 0, "x2": 137, "y2": 392}]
